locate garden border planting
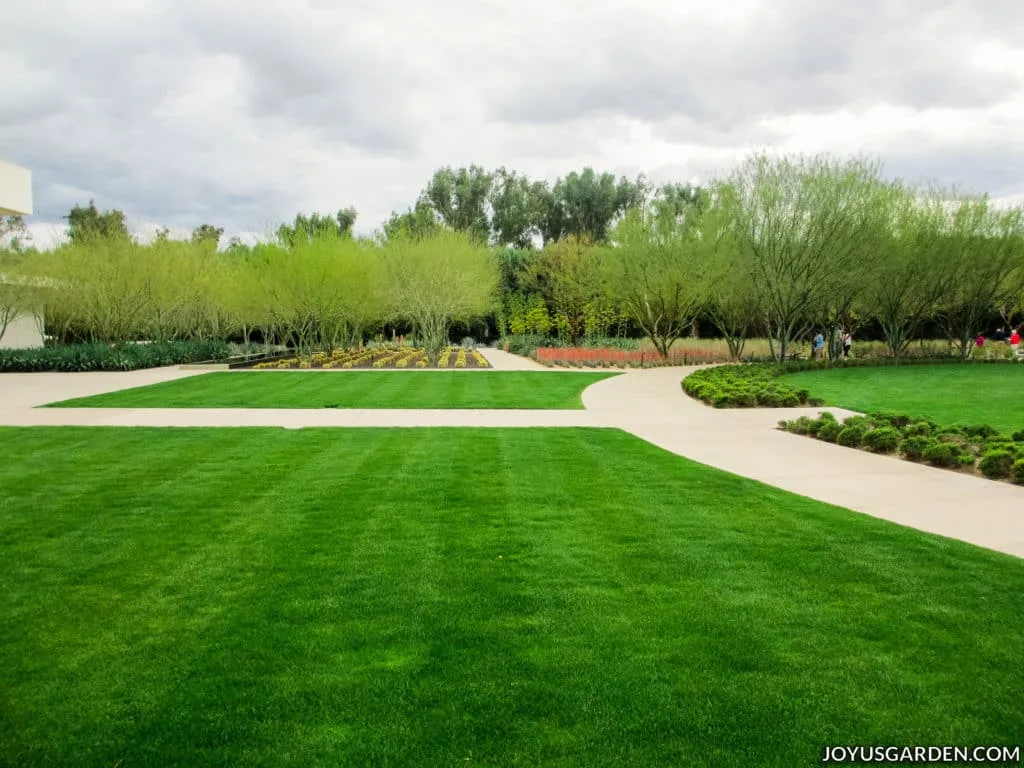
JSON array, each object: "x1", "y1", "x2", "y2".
[
  {"x1": 779, "y1": 410, "x2": 1024, "y2": 486},
  {"x1": 0, "y1": 340, "x2": 230, "y2": 373}
]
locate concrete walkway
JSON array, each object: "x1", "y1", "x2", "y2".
[
  {"x1": 583, "y1": 367, "x2": 1024, "y2": 559},
  {"x1": 475, "y1": 347, "x2": 550, "y2": 370}
]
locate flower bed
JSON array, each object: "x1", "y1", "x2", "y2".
[
  {"x1": 779, "y1": 411, "x2": 1024, "y2": 485},
  {"x1": 536, "y1": 345, "x2": 737, "y2": 367},
  {"x1": 251, "y1": 347, "x2": 490, "y2": 370},
  {"x1": 683, "y1": 364, "x2": 823, "y2": 408}
]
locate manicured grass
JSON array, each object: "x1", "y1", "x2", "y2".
[
  {"x1": 783, "y1": 364, "x2": 1024, "y2": 433},
  {"x1": 1, "y1": 427, "x2": 1022, "y2": 766},
  {"x1": 47, "y1": 370, "x2": 617, "y2": 410}
]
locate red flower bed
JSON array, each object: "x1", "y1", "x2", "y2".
[{"x1": 535, "y1": 345, "x2": 732, "y2": 366}]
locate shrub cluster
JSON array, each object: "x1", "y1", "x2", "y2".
[
  {"x1": 779, "y1": 410, "x2": 1024, "y2": 484},
  {"x1": 0, "y1": 340, "x2": 229, "y2": 372},
  {"x1": 683, "y1": 364, "x2": 824, "y2": 408}
]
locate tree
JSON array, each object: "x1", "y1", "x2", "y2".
[
  {"x1": 539, "y1": 168, "x2": 648, "y2": 244},
  {"x1": 653, "y1": 183, "x2": 710, "y2": 221},
  {"x1": 382, "y1": 201, "x2": 440, "y2": 242},
  {"x1": 605, "y1": 205, "x2": 705, "y2": 358},
  {"x1": 525, "y1": 235, "x2": 604, "y2": 345},
  {"x1": 489, "y1": 168, "x2": 547, "y2": 248},
  {"x1": 191, "y1": 224, "x2": 225, "y2": 248},
  {"x1": 699, "y1": 199, "x2": 761, "y2": 360},
  {"x1": 383, "y1": 230, "x2": 497, "y2": 364},
  {"x1": 66, "y1": 201, "x2": 130, "y2": 244},
  {"x1": 933, "y1": 197, "x2": 1024, "y2": 358},
  {"x1": 720, "y1": 154, "x2": 891, "y2": 361},
  {"x1": 867, "y1": 188, "x2": 957, "y2": 357},
  {"x1": 277, "y1": 208, "x2": 357, "y2": 247},
  {"x1": 422, "y1": 165, "x2": 494, "y2": 243},
  {"x1": 1, "y1": 215, "x2": 31, "y2": 252}
]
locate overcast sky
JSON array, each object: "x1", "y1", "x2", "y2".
[{"x1": 3, "y1": 0, "x2": 1022, "y2": 247}]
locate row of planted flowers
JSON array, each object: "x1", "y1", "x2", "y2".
[{"x1": 251, "y1": 346, "x2": 490, "y2": 370}]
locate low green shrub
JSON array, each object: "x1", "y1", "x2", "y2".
[
  {"x1": 817, "y1": 420, "x2": 842, "y2": 442},
  {"x1": 903, "y1": 421, "x2": 934, "y2": 437},
  {"x1": 807, "y1": 412, "x2": 836, "y2": 435},
  {"x1": 683, "y1": 364, "x2": 810, "y2": 408},
  {"x1": 1012, "y1": 430, "x2": 1024, "y2": 442},
  {"x1": 979, "y1": 450, "x2": 1015, "y2": 479},
  {"x1": 868, "y1": 411, "x2": 913, "y2": 429},
  {"x1": 900, "y1": 435, "x2": 931, "y2": 461},
  {"x1": 863, "y1": 427, "x2": 901, "y2": 453},
  {"x1": 958, "y1": 454, "x2": 977, "y2": 468},
  {"x1": 963, "y1": 424, "x2": 1001, "y2": 439},
  {"x1": 1013, "y1": 459, "x2": 1024, "y2": 485},
  {"x1": 787, "y1": 416, "x2": 817, "y2": 435},
  {"x1": 923, "y1": 441, "x2": 961, "y2": 468},
  {"x1": 836, "y1": 425, "x2": 867, "y2": 448},
  {"x1": 0, "y1": 340, "x2": 229, "y2": 373}
]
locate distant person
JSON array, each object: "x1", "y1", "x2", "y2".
[
  {"x1": 1011, "y1": 328, "x2": 1022, "y2": 357},
  {"x1": 976, "y1": 334, "x2": 985, "y2": 348},
  {"x1": 812, "y1": 332, "x2": 824, "y2": 360},
  {"x1": 994, "y1": 327, "x2": 1006, "y2": 342},
  {"x1": 841, "y1": 330, "x2": 852, "y2": 358}
]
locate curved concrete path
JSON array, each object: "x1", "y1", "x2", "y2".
[{"x1": 583, "y1": 366, "x2": 1024, "y2": 559}]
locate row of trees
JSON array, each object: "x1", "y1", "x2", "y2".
[
  {"x1": 3, "y1": 154, "x2": 1023, "y2": 361},
  {"x1": 2, "y1": 230, "x2": 495, "y2": 365}
]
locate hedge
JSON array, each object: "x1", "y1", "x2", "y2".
[
  {"x1": 779, "y1": 409, "x2": 1024, "y2": 485},
  {"x1": 682, "y1": 364, "x2": 823, "y2": 408},
  {"x1": 0, "y1": 341, "x2": 230, "y2": 373}
]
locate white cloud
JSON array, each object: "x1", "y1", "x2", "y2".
[{"x1": 1, "y1": 0, "x2": 1022, "y2": 245}]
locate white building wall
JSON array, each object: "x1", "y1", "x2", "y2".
[
  {"x1": 0, "y1": 312, "x2": 45, "y2": 349},
  {"x1": 0, "y1": 159, "x2": 33, "y2": 216}
]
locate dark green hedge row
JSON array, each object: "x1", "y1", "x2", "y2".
[
  {"x1": 0, "y1": 341, "x2": 230, "y2": 372},
  {"x1": 777, "y1": 356, "x2": 1019, "y2": 374},
  {"x1": 683, "y1": 364, "x2": 824, "y2": 408},
  {"x1": 781, "y1": 411, "x2": 1024, "y2": 484}
]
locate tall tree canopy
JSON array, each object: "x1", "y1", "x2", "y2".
[
  {"x1": 277, "y1": 208, "x2": 357, "y2": 247},
  {"x1": 66, "y1": 201, "x2": 130, "y2": 244},
  {"x1": 422, "y1": 165, "x2": 493, "y2": 243}
]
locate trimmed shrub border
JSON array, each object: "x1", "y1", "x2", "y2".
[
  {"x1": 778, "y1": 410, "x2": 1024, "y2": 486},
  {"x1": 0, "y1": 341, "x2": 230, "y2": 373},
  {"x1": 684, "y1": 357, "x2": 1021, "y2": 410}
]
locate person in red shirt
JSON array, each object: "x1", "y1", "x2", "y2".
[{"x1": 1011, "y1": 328, "x2": 1021, "y2": 358}]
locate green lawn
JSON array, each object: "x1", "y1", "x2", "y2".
[
  {"x1": 1, "y1": 427, "x2": 1021, "y2": 767},
  {"x1": 47, "y1": 370, "x2": 617, "y2": 410},
  {"x1": 783, "y1": 364, "x2": 1024, "y2": 433}
]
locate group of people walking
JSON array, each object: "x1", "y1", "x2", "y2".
[
  {"x1": 976, "y1": 327, "x2": 1022, "y2": 357},
  {"x1": 810, "y1": 328, "x2": 852, "y2": 360}
]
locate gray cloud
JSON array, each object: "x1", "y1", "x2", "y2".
[
  {"x1": 0, "y1": 0, "x2": 1021, "y2": 243},
  {"x1": 492, "y1": 0, "x2": 1021, "y2": 130}
]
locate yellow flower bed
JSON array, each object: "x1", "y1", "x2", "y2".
[{"x1": 251, "y1": 345, "x2": 489, "y2": 369}]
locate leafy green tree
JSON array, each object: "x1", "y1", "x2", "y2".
[
  {"x1": 191, "y1": 224, "x2": 225, "y2": 248},
  {"x1": 66, "y1": 201, "x2": 130, "y2": 244},
  {"x1": 382, "y1": 201, "x2": 441, "y2": 242},
  {"x1": 719, "y1": 154, "x2": 891, "y2": 361},
  {"x1": 277, "y1": 208, "x2": 357, "y2": 247},
  {"x1": 605, "y1": 205, "x2": 706, "y2": 358},
  {"x1": 383, "y1": 230, "x2": 498, "y2": 363},
  {"x1": 540, "y1": 169, "x2": 648, "y2": 244},
  {"x1": 653, "y1": 183, "x2": 710, "y2": 221},
  {"x1": 932, "y1": 197, "x2": 1024, "y2": 358},
  {"x1": 697, "y1": 200, "x2": 761, "y2": 360},
  {"x1": 489, "y1": 168, "x2": 546, "y2": 248},
  {"x1": 866, "y1": 188, "x2": 957, "y2": 356},
  {"x1": 525, "y1": 235, "x2": 604, "y2": 345},
  {"x1": 422, "y1": 165, "x2": 494, "y2": 243}
]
